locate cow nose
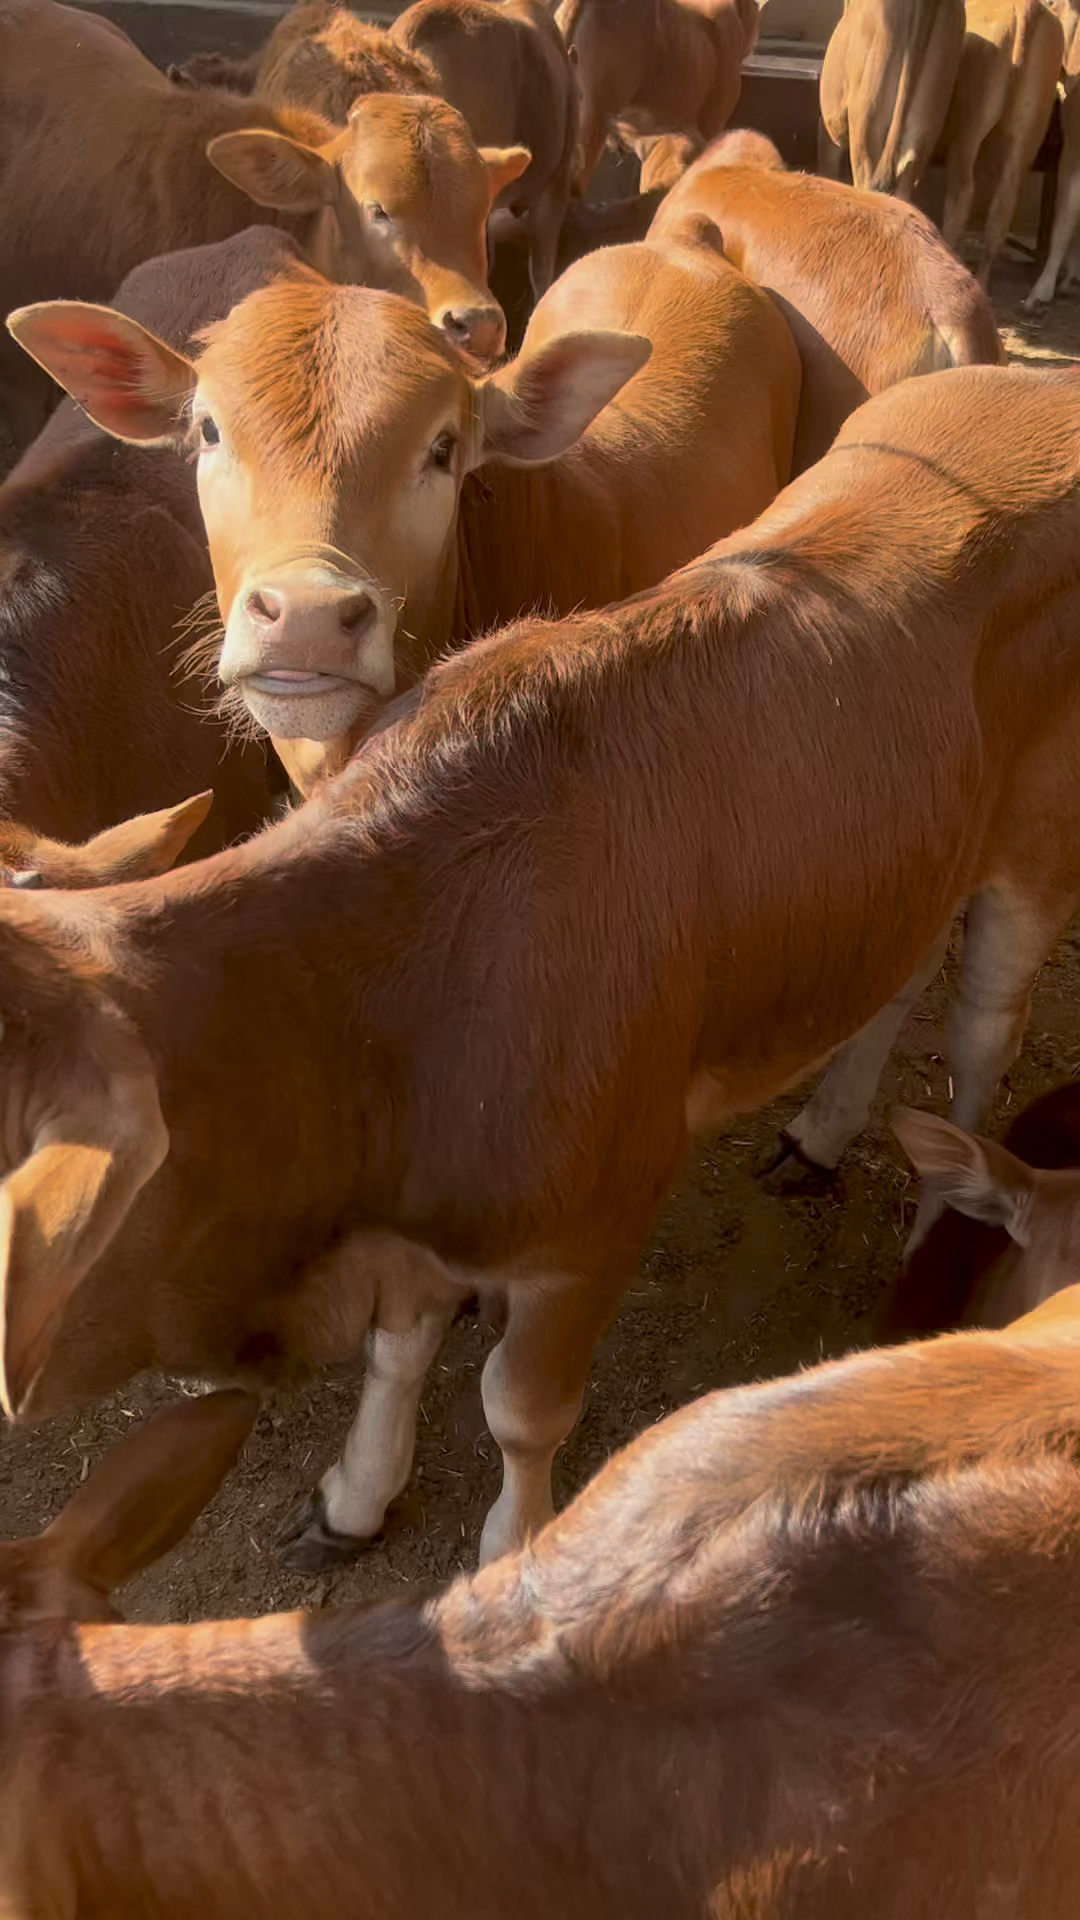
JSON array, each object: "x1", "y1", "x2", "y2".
[
  {"x1": 437, "y1": 304, "x2": 506, "y2": 363},
  {"x1": 244, "y1": 585, "x2": 377, "y2": 639}
]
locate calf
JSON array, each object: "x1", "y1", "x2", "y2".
[
  {"x1": 874, "y1": 1082, "x2": 1080, "y2": 1336},
  {"x1": 651, "y1": 129, "x2": 1003, "y2": 471},
  {"x1": 819, "y1": 0, "x2": 966, "y2": 195},
  {"x1": 15, "y1": 219, "x2": 799, "y2": 788},
  {"x1": 391, "y1": 0, "x2": 578, "y2": 300},
  {"x1": 253, "y1": 1, "x2": 439, "y2": 118},
  {"x1": 555, "y1": 0, "x2": 758, "y2": 195},
  {"x1": 0, "y1": 230, "x2": 292, "y2": 854},
  {"x1": 6, "y1": 1295, "x2": 1080, "y2": 1915},
  {"x1": 0, "y1": 365, "x2": 1078, "y2": 1577},
  {"x1": 0, "y1": 0, "x2": 517, "y2": 451},
  {"x1": 941, "y1": 0, "x2": 1066, "y2": 289}
]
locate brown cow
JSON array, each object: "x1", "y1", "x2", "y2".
[
  {"x1": 253, "y1": 1, "x2": 438, "y2": 118},
  {"x1": 651, "y1": 129, "x2": 1003, "y2": 471},
  {"x1": 873, "y1": 1083, "x2": 1080, "y2": 1336},
  {"x1": 391, "y1": 0, "x2": 578, "y2": 300},
  {"x1": 820, "y1": 0, "x2": 966, "y2": 196},
  {"x1": 0, "y1": 0, "x2": 519, "y2": 452},
  {"x1": 1023, "y1": 0, "x2": 1080, "y2": 306},
  {"x1": 556, "y1": 0, "x2": 759, "y2": 195},
  {"x1": 0, "y1": 228, "x2": 290, "y2": 858},
  {"x1": 6, "y1": 1299, "x2": 1080, "y2": 1914},
  {"x1": 14, "y1": 220, "x2": 799, "y2": 786},
  {"x1": 0, "y1": 365, "x2": 1079, "y2": 1577},
  {"x1": 941, "y1": 0, "x2": 1066, "y2": 289}
]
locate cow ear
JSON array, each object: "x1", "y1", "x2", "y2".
[
  {"x1": 64, "y1": 792, "x2": 215, "y2": 886},
  {"x1": 6, "y1": 303, "x2": 195, "y2": 444},
  {"x1": 42, "y1": 1390, "x2": 257, "y2": 1601},
  {"x1": 892, "y1": 1107, "x2": 1035, "y2": 1245},
  {"x1": 478, "y1": 330, "x2": 651, "y2": 466},
  {"x1": 480, "y1": 145, "x2": 531, "y2": 202},
  {"x1": 0, "y1": 1023, "x2": 169, "y2": 1418},
  {"x1": 207, "y1": 129, "x2": 337, "y2": 212}
]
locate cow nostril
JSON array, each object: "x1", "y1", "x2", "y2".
[
  {"x1": 338, "y1": 592, "x2": 377, "y2": 636},
  {"x1": 246, "y1": 587, "x2": 282, "y2": 626},
  {"x1": 441, "y1": 310, "x2": 470, "y2": 342}
]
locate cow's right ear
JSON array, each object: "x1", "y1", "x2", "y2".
[
  {"x1": 6, "y1": 303, "x2": 196, "y2": 444},
  {"x1": 0, "y1": 1015, "x2": 169, "y2": 1418},
  {"x1": 477, "y1": 329, "x2": 652, "y2": 466}
]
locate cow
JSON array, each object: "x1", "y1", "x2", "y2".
[
  {"x1": 6, "y1": 1294, "x2": 1080, "y2": 1914},
  {"x1": 390, "y1": 0, "x2": 578, "y2": 301},
  {"x1": 0, "y1": 364, "x2": 1078, "y2": 1580},
  {"x1": 819, "y1": 0, "x2": 966, "y2": 196},
  {"x1": 0, "y1": 0, "x2": 520, "y2": 454},
  {"x1": 0, "y1": 228, "x2": 295, "y2": 858},
  {"x1": 872, "y1": 1083, "x2": 1080, "y2": 1337},
  {"x1": 172, "y1": 2, "x2": 439, "y2": 117},
  {"x1": 555, "y1": 0, "x2": 759, "y2": 196},
  {"x1": 1023, "y1": 0, "x2": 1080, "y2": 307},
  {"x1": 13, "y1": 218, "x2": 799, "y2": 790},
  {"x1": 635, "y1": 131, "x2": 702, "y2": 192},
  {"x1": 941, "y1": 0, "x2": 1066, "y2": 289},
  {"x1": 651, "y1": 129, "x2": 1003, "y2": 471}
]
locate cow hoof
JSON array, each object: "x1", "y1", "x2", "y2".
[
  {"x1": 756, "y1": 1131, "x2": 836, "y2": 1193},
  {"x1": 278, "y1": 1488, "x2": 371, "y2": 1573}
]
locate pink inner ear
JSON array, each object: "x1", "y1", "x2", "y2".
[{"x1": 67, "y1": 330, "x2": 147, "y2": 392}]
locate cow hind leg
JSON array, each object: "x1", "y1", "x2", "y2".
[
  {"x1": 479, "y1": 1271, "x2": 621, "y2": 1565},
  {"x1": 762, "y1": 926, "x2": 952, "y2": 1186},
  {"x1": 906, "y1": 882, "x2": 1077, "y2": 1250},
  {"x1": 281, "y1": 1304, "x2": 455, "y2": 1571}
]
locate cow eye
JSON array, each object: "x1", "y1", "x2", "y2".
[
  {"x1": 199, "y1": 416, "x2": 221, "y2": 448},
  {"x1": 368, "y1": 202, "x2": 391, "y2": 225},
  {"x1": 429, "y1": 430, "x2": 457, "y2": 472}
]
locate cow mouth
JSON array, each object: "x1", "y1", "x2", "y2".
[{"x1": 243, "y1": 670, "x2": 358, "y2": 698}]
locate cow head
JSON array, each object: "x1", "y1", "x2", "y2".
[
  {"x1": 0, "y1": 793, "x2": 214, "y2": 892},
  {"x1": 207, "y1": 94, "x2": 529, "y2": 365},
  {"x1": 9, "y1": 286, "x2": 649, "y2": 760}
]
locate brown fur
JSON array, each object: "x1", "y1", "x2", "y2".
[
  {"x1": 652, "y1": 132, "x2": 1003, "y2": 470},
  {"x1": 257, "y1": 2, "x2": 439, "y2": 119},
  {"x1": 556, "y1": 0, "x2": 758, "y2": 194},
  {"x1": 2, "y1": 365, "x2": 1080, "y2": 1576},
  {"x1": 0, "y1": 0, "x2": 507, "y2": 451},
  {"x1": 820, "y1": 0, "x2": 966, "y2": 197},
  {"x1": 6, "y1": 1297, "x2": 1080, "y2": 1913},
  {"x1": 942, "y1": 0, "x2": 1067, "y2": 289},
  {"x1": 393, "y1": 0, "x2": 579, "y2": 296},
  {"x1": 0, "y1": 230, "x2": 290, "y2": 854}
]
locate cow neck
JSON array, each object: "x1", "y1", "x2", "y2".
[{"x1": 454, "y1": 450, "x2": 615, "y2": 644}]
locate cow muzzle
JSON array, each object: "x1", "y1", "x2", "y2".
[
  {"x1": 433, "y1": 301, "x2": 506, "y2": 367},
  {"x1": 220, "y1": 563, "x2": 397, "y2": 744}
]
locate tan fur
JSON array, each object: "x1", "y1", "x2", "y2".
[
  {"x1": 0, "y1": 366, "x2": 1079, "y2": 1572},
  {"x1": 555, "y1": 0, "x2": 758, "y2": 194},
  {"x1": 821, "y1": 0, "x2": 966, "y2": 197},
  {"x1": 392, "y1": 0, "x2": 579, "y2": 298},
  {"x1": 0, "y1": 0, "x2": 509, "y2": 451},
  {"x1": 257, "y1": 1, "x2": 439, "y2": 118},
  {"x1": 6, "y1": 1300, "x2": 1080, "y2": 1912},
  {"x1": 942, "y1": 0, "x2": 1067, "y2": 290},
  {"x1": 652, "y1": 131, "x2": 1003, "y2": 470}
]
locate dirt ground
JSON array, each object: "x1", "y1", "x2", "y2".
[{"x1": 2, "y1": 252, "x2": 1079, "y2": 1627}]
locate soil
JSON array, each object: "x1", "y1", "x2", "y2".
[{"x1": 2, "y1": 254, "x2": 1080, "y2": 1627}]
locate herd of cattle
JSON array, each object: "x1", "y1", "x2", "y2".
[{"x1": 4, "y1": 0, "x2": 1080, "y2": 1909}]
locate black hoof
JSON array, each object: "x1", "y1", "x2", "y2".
[
  {"x1": 277, "y1": 1488, "x2": 373, "y2": 1573},
  {"x1": 756, "y1": 1130, "x2": 837, "y2": 1193}
]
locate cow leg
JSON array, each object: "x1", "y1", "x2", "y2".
[
  {"x1": 942, "y1": 124, "x2": 989, "y2": 257},
  {"x1": 527, "y1": 180, "x2": 570, "y2": 303},
  {"x1": 1026, "y1": 92, "x2": 1080, "y2": 307},
  {"x1": 479, "y1": 1272, "x2": 618, "y2": 1565},
  {"x1": 907, "y1": 883, "x2": 1075, "y2": 1249},
  {"x1": 281, "y1": 1303, "x2": 455, "y2": 1570},
  {"x1": 764, "y1": 927, "x2": 952, "y2": 1184},
  {"x1": 974, "y1": 139, "x2": 1029, "y2": 291}
]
